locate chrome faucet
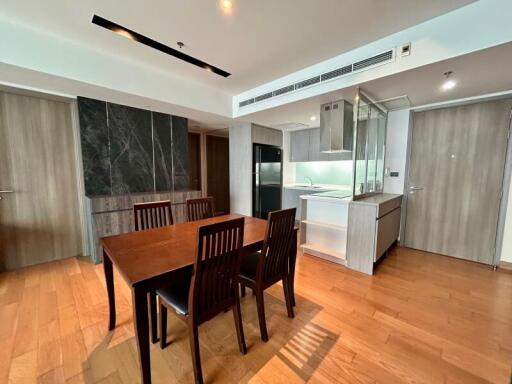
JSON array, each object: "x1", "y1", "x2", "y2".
[{"x1": 304, "y1": 176, "x2": 313, "y2": 186}]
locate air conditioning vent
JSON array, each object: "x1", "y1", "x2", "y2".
[
  {"x1": 273, "y1": 85, "x2": 295, "y2": 96},
  {"x1": 353, "y1": 50, "x2": 393, "y2": 71},
  {"x1": 321, "y1": 65, "x2": 353, "y2": 81},
  {"x1": 238, "y1": 48, "x2": 395, "y2": 108},
  {"x1": 254, "y1": 92, "x2": 273, "y2": 102},
  {"x1": 239, "y1": 98, "x2": 255, "y2": 108},
  {"x1": 295, "y1": 76, "x2": 320, "y2": 90}
]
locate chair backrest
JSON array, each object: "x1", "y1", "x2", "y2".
[
  {"x1": 257, "y1": 208, "x2": 296, "y2": 285},
  {"x1": 133, "y1": 200, "x2": 173, "y2": 231},
  {"x1": 186, "y1": 197, "x2": 215, "y2": 222},
  {"x1": 189, "y1": 217, "x2": 244, "y2": 323}
]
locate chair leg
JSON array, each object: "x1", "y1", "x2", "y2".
[
  {"x1": 255, "y1": 289, "x2": 269, "y2": 342},
  {"x1": 232, "y1": 297, "x2": 247, "y2": 354},
  {"x1": 189, "y1": 323, "x2": 204, "y2": 384},
  {"x1": 149, "y1": 291, "x2": 159, "y2": 344},
  {"x1": 240, "y1": 284, "x2": 246, "y2": 297},
  {"x1": 159, "y1": 303, "x2": 167, "y2": 349},
  {"x1": 283, "y1": 278, "x2": 294, "y2": 319}
]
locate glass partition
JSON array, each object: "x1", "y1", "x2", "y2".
[{"x1": 352, "y1": 92, "x2": 387, "y2": 199}]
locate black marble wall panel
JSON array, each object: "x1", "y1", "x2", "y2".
[
  {"x1": 153, "y1": 112, "x2": 174, "y2": 191},
  {"x1": 172, "y1": 115, "x2": 190, "y2": 190},
  {"x1": 77, "y1": 97, "x2": 111, "y2": 196},
  {"x1": 77, "y1": 97, "x2": 191, "y2": 196},
  {"x1": 108, "y1": 103, "x2": 154, "y2": 194}
]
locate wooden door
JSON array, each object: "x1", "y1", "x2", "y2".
[
  {"x1": 188, "y1": 132, "x2": 201, "y2": 191},
  {"x1": 206, "y1": 135, "x2": 230, "y2": 214},
  {"x1": 404, "y1": 99, "x2": 511, "y2": 264},
  {"x1": 0, "y1": 91, "x2": 82, "y2": 270}
]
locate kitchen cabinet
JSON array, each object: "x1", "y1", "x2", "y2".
[
  {"x1": 308, "y1": 129, "x2": 330, "y2": 161},
  {"x1": 290, "y1": 128, "x2": 352, "y2": 162},
  {"x1": 283, "y1": 186, "x2": 337, "y2": 220},
  {"x1": 290, "y1": 130, "x2": 310, "y2": 162},
  {"x1": 346, "y1": 194, "x2": 402, "y2": 274},
  {"x1": 252, "y1": 124, "x2": 283, "y2": 147}
]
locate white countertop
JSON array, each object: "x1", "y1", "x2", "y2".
[
  {"x1": 283, "y1": 183, "x2": 352, "y2": 192},
  {"x1": 300, "y1": 193, "x2": 352, "y2": 203}
]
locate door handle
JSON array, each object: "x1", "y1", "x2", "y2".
[
  {"x1": 409, "y1": 186, "x2": 423, "y2": 191},
  {"x1": 0, "y1": 190, "x2": 14, "y2": 200}
]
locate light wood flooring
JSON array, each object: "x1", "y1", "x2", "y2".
[{"x1": 1, "y1": 246, "x2": 511, "y2": 384}]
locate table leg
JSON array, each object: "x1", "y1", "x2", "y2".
[
  {"x1": 288, "y1": 229, "x2": 297, "y2": 307},
  {"x1": 103, "y1": 250, "x2": 116, "y2": 331},
  {"x1": 133, "y1": 287, "x2": 152, "y2": 384}
]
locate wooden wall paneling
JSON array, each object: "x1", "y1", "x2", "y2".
[
  {"x1": 404, "y1": 99, "x2": 512, "y2": 264},
  {"x1": 206, "y1": 135, "x2": 230, "y2": 214},
  {"x1": 0, "y1": 92, "x2": 83, "y2": 270}
]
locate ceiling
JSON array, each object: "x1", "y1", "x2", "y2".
[
  {"x1": 244, "y1": 42, "x2": 512, "y2": 128},
  {"x1": 0, "y1": 0, "x2": 474, "y2": 94}
]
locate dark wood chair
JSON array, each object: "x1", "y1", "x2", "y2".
[
  {"x1": 186, "y1": 197, "x2": 215, "y2": 222},
  {"x1": 239, "y1": 208, "x2": 296, "y2": 342},
  {"x1": 133, "y1": 200, "x2": 174, "y2": 344},
  {"x1": 133, "y1": 200, "x2": 174, "y2": 231},
  {"x1": 157, "y1": 217, "x2": 247, "y2": 384}
]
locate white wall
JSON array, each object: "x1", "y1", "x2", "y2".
[{"x1": 383, "y1": 109, "x2": 411, "y2": 194}]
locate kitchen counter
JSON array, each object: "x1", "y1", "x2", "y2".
[
  {"x1": 299, "y1": 192, "x2": 403, "y2": 274},
  {"x1": 283, "y1": 183, "x2": 351, "y2": 192},
  {"x1": 352, "y1": 193, "x2": 402, "y2": 206}
]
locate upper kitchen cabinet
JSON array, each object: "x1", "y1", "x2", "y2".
[
  {"x1": 290, "y1": 127, "x2": 352, "y2": 162},
  {"x1": 252, "y1": 124, "x2": 283, "y2": 147},
  {"x1": 308, "y1": 129, "x2": 330, "y2": 161},
  {"x1": 290, "y1": 129, "x2": 310, "y2": 162}
]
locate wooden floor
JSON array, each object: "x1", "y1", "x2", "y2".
[{"x1": 1, "y1": 246, "x2": 511, "y2": 384}]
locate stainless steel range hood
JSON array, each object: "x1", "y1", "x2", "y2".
[{"x1": 320, "y1": 100, "x2": 353, "y2": 153}]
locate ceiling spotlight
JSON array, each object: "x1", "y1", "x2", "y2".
[
  {"x1": 441, "y1": 71, "x2": 456, "y2": 91},
  {"x1": 310, "y1": 116, "x2": 317, "y2": 121},
  {"x1": 221, "y1": 0, "x2": 233, "y2": 12}
]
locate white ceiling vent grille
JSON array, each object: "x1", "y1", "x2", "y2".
[{"x1": 238, "y1": 48, "x2": 395, "y2": 108}]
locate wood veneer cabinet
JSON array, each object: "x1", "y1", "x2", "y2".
[{"x1": 346, "y1": 194, "x2": 402, "y2": 274}]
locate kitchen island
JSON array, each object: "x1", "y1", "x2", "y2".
[{"x1": 299, "y1": 192, "x2": 403, "y2": 274}]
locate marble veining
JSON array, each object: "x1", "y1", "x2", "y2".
[
  {"x1": 78, "y1": 97, "x2": 190, "y2": 196},
  {"x1": 108, "y1": 102, "x2": 154, "y2": 194},
  {"x1": 153, "y1": 112, "x2": 174, "y2": 191},
  {"x1": 77, "y1": 97, "x2": 111, "y2": 196},
  {"x1": 172, "y1": 115, "x2": 190, "y2": 190}
]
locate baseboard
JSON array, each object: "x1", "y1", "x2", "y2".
[{"x1": 499, "y1": 260, "x2": 512, "y2": 271}]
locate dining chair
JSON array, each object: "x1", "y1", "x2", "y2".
[
  {"x1": 239, "y1": 208, "x2": 296, "y2": 342},
  {"x1": 133, "y1": 200, "x2": 174, "y2": 230},
  {"x1": 157, "y1": 217, "x2": 247, "y2": 384},
  {"x1": 186, "y1": 196, "x2": 215, "y2": 222},
  {"x1": 133, "y1": 200, "x2": 174, "y2": 344}
]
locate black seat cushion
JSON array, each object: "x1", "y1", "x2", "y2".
[
  {"x1": 157, "y1": 267, "x2": 193, "y2": 316},
  {"x1": 240, "y1": 251, "x2": 261, "y2": 280}
]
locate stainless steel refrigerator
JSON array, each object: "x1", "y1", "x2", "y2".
[{"x1": 252, "y1": 144, "x2": 282, "y2": 219}]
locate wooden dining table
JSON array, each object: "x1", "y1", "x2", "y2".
[{"x1": 101, "y1": 213, "x2": 297, "y2": 384}]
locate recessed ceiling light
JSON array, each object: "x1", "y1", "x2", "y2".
[
  {"x1": 221, "y1": 0, "x2": 233, "y2": 12},
  {"x1": 441, "y1": 71, "x2": 456, "y2": 91},
  {"x1": 310, "y1": 116, "x2": 317, "y2": 121}
]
